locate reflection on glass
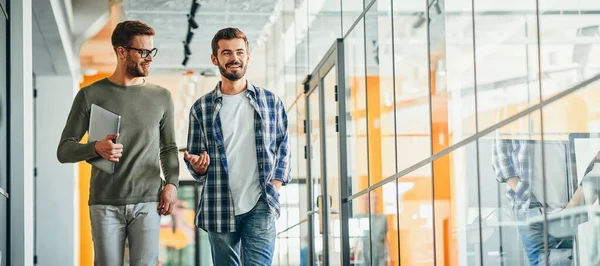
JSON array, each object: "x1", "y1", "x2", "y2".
[
  {"x1": 398, "y1": 165, "x2": 434, "y2": 265},
  {"x1": 364, "y1": 0, "x2": 395, "y2": 182},
  {"x1": 0, "y1": 10, "x2": 6, "y2": 191},
  {"x1": 489, "y1": 110, "x2": 574, "y2": 266},
  {"x1": 308, "y1": 0, "x2": 343, "y2": 71},
  {"x1": 323, "y1": 67, "x2": 342, "y2": 266},
  {"x1": 348, "y1": 194, "x2": 370, "y2": 265},
  {"x1": 342, "y1": 0, "x2": 364, "y2": 36},
  {"x1": 151, "y1": 186, "x2": 202, "y2": 266},
  {"x1": 345, "y1": 18, "x2": 369, "y2": 196},
  {"x1": 308, "y1": 88, "x2": 323, "y2": 265},
  {"x1": 362, "y1": 187, "x2": 397, "y2": 266},
  {"x1": 393, "y1": 0, "x2": 431, "y2": 173},
  {"x1": 444, "y1": 0, "x2": 476, "y2": 144},
  {"x1": 538, "y1": 6, "x2": 600, "y2": 100}
]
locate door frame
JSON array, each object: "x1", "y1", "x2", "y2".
[{"x1": 304, "y1": 38, "x2": 349, "y2": 266}]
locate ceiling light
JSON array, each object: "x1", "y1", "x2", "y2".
[
  {"x1": 190, "y1": 0, "x2": 200, "y2": 16},
  {"x1": 188, "y1": 14, "x2": 198, "y2": 29},
  {"x1": 184, "y1": 42, "x2": 192, "y2": 56},
  {"x1": 432, "y1": 1, "x2": 442, "y2": 15},
  {"x1": 412, "y1": 13, "x2": 426, "y2": 29},
  {"x1": 186, "y1": 31, "x2": 194, "y2": 44}
]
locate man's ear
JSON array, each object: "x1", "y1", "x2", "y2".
[
  {"x1": 117, "y1": 47, "x2": 127, "y2": 59},
  {"x1": 211, "y1": 54, "x2": 218, "y2": 66}
]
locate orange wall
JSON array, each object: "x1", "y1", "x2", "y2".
[{"x1": 78, "y1": 73, "x2": 112, "y2": 266}]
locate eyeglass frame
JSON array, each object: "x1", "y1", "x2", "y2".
[{"x1": 122, "y1": 46, "x2": 158, "y2": 58}]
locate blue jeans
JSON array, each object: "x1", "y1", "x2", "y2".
[
  {"x1": 207, "y1": 197, "x2": 276, "y2": 266},
  {"x1": 515, "y1": 208, "x2": 572, "y2": 266}
]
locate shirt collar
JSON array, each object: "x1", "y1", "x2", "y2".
[{"x1": 212, "y1": 80, "x2": 257, "y2": 104}]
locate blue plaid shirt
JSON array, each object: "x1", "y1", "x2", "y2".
[
  {"x1": 492, "y1": 139, "x2": 535, "y2": 215},
  {"x1": 186, "y1": 81, "x2": 291, "y2": 233}
]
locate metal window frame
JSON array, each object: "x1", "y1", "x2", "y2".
[{"x1": 304, "y1": 38, "x2": 347, "y2": 266}]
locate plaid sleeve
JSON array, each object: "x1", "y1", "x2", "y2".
[
  {"x1": 492, "y1": 139, "x2": 518, "y2": 183},
  {"x1": 271, "y1": 97, "x2": 292, "y2": 185},
  {"x1": 185, "y1": 105, "x2": 208, "y2": 182}
]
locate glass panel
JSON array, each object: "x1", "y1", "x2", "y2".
[
  {"x1": 308, "y1": 0, "x2": 342, "y2": 71},
  {"x1": 538, "y1": 3, "x2": 600, "y2": 100},
  {"x1": 347, "y1": 193, "x2": 369, "y2": 265},
  {"x1": 308, "y1": 88, "x2": 323, "y2": 265},
  {"x1": 0, "y1": 1, "x2": 5, "y2": 20},
  {"x1": 0, "y1": 195, "x2": 5, "y2": 266},
  {"x1": 323, "y1": 66, "x2": 341, "y2": 265},
  {"x1": 342, "y1": 0, "x2": 363, "y2": 36},
  {"x1": 393, "y1": 0, "x2": 432, "y2": 173},
  {"x1": 364, "y1": 0, "x2": 395, "y2": 183},
  {"x1": 156, "y1": 185, "x2": 199, "y2": 265},
  {"x1": 398, "y1": 164, "x2": 434, "y2": 265},
  {"x1": 0, "y1": 4, "x2": 6, "y2": 191},
  {"x1": 295, "y1": 0, "x2": 310, "y2": 87},
  {"x1": 484, "y1": 110, "x2": 547, "y2": 266},
  {"x1": 444, "y1": 0, "x2": 476, "y2": 145},
  {"x1": 473, "y1": 3, "x2": 540, "y2": 131},
  {"x1": 433, "y1": 143, "x2": 483, "y2": 266},
  {"x1": 369, "y1": 186, "x2": 398, "y2": 266},
  {"x1": 296, "y1": 94, "x2": 310, "y2": 266},
  {"x1": 539, "y1": 75, "x2": 600, "y2": 265},
  {"x1": 344, "y1": 18, "x2": 368, "y2": 196}
]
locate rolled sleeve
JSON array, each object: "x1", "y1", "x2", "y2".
[
  {"x1": 492, "y1": 139, "x2": 518, "y2": 183},
  {"x1": 186, "y1": 106, "x2": 208, "y2": 183}
]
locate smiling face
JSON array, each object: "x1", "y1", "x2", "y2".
[
  {"x1": 211, "y1": 38, "x2": 250, "y2": 82},
  {"x1": 111, "y1": 20, "x2": 156, "y2": 78},
  {"x1": 122, "y1": 35, "x2": 154, "y2": 77}
]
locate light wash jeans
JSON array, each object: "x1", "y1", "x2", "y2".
[
  {"x1": 515, "y1": 207, "x2": 573, "y2": 266},
  {"x1": 207, "y1": 197, "x2": 276, "y2": 266},
  {"x1": 89, "y1": 202, "x2": 161, "y2": 266}
]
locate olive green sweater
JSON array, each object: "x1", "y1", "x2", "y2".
[{"x1": 57, "y1": 78, "x2": 179, "y2": 205}]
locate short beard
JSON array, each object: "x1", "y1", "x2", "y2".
[
  {"x1": 218, "y1": 60, "x2": 246, "y2": 81},
  {"x1": 126, "y1": 54, "x2": 148, "y2": 77}
]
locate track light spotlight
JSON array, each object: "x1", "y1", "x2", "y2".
[
  {"x1": 182, "y1": 56, "x2": 189, "y2": 66},
  {"x1": 184, "y1": 42, "x2": 192, "y2": 56},
  {"x1": 186, "y1": 31, "x2": 194, "y2": 44},
  {"x1": 188, "y1": 14, "x2": 199, "y2": 29},
  {"x1": 190, "y1": 0, "x2": 200, "y2": 16},
  {"x1": 412, "y1": 13, "x2": 426, "y2": 29},
  {"x1": 433, "y1": 1, "x2": 442, "y2": 15}
]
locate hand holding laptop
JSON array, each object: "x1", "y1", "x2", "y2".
[{"x1": 95, "y1": 133, "x2": 123, "y2": 163}]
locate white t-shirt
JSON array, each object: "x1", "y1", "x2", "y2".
[{"x1": 219, "y1": 92, "x2": 262, "y2": 215}]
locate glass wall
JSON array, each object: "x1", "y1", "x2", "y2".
[
  {"x1": 0, "y1": 1, "x2": 8, "y2": 264},
  {"x1": 263, "y1": 0, "x2": 600, "y2": 265}
]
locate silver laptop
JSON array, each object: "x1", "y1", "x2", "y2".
[{"x1": 88, "y1": 104, "x2": 121, "y2": 174}]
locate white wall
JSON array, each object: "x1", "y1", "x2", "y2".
[{"x1": 34, "y1": 76, "x2": 79, "y2": 266}]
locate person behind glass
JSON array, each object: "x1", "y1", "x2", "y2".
[
  {"x1": 353, "y1": 192, "x2": 391, "y2": 266},
  {"x1": 56, "y1": 20, "x2": 179, "y2": 266},
  {"x1": 492, "y1": 139, "x2": 574, "y2": 266},
  {"x1": 183, "y1": 27, "x2": 291, "y2": 266}
]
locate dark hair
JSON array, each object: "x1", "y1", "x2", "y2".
[
  {"x1": 111, "y1": 20, "x2": 155, "y2": 53},
  {"x1": 211, "y1": 27, "x2": 249, "y2": 56}
]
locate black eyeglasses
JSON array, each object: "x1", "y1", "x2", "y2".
[{"x1": 123, "y1": 46, "x2": 158, "y2": 58}]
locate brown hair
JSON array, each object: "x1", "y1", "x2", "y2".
[
  {"x1": 211, "y1": 27, "x2": 249, "y2": 56},
  {"x1": 111, "y1": 20, "x2": 155, "y2": 53}
]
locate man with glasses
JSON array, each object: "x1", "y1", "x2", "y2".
[{"x1": 57, "y1": 20, "x2": 179, "y2": 265}]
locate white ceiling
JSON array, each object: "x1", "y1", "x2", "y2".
[{"x1": 122, "y1": 0, "x2": 282, "y2": 72}]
